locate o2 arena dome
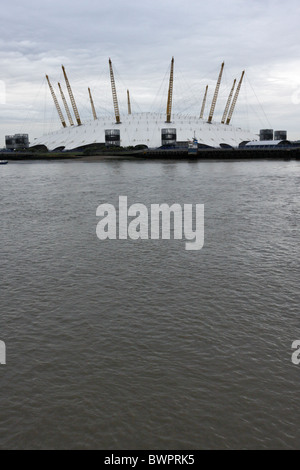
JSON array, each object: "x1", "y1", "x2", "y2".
[{"x1": 32, "y1": 58, "x2": 257, "y2": 151}]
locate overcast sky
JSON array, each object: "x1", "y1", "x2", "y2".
[{"x1": 1, "y1": 0, "x2": 300, "y2": 145}]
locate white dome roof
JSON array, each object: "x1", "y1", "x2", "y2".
[{"x1": 32, "y1": 112, "x2": 256, "y2": 151}]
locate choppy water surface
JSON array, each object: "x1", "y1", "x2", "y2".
[{"x1": 0, "y1": 158, "x2": 299, "y2": 449}]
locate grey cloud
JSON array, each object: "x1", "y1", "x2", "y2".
[{"x1": 1, "y1": 0, "x2": 300, "y2": 144}]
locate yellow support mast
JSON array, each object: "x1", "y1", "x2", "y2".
[
  {"x1": 200, "y1": 85, "x2": 208, "y2": 119},
  {"x1": 226, "y1": 71, "x2": 245, "y2": 125},
  {"x1": 127, "y1": 90, "x2": 132, "y2": 115},
  {"x1": 109, "y1": 58, "x2": 121, "y2": 124},
  {"x1": 58, "y1": 82, "x2": 74, "y2": 126},
  {"x1": 88, "y1": 87, "x2": 97, "y2": 120},
  {"x1": 62, "y1": 65, "x2": 82, "y2": 126},
  {"x1": 207, "y1": 61, "x2": 224, "y2": 123},
  {"x1": 221, "y1": 78, "x2": 236, "y2": 124},
  {"x1": 166, "y1": 57, "x2": 174, "y2": 123},
  {"x1": 46, "y1": 75, "x2": 66, "y2": 128}
]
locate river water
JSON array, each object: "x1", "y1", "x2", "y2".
[{"x1": 0, "y1": 158, "x2": 299, "y2": 449}]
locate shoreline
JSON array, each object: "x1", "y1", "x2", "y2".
[{"x1": 1, "y1": 147, "x2": 300, "y2": 161}]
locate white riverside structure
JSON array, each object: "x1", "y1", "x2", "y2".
[
  {"x1": 32, "y1": 59, "x2": 258, "y2": 151},
  {"x1": 32, "y1": 112, "x2": 257, "y2": 151}
]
